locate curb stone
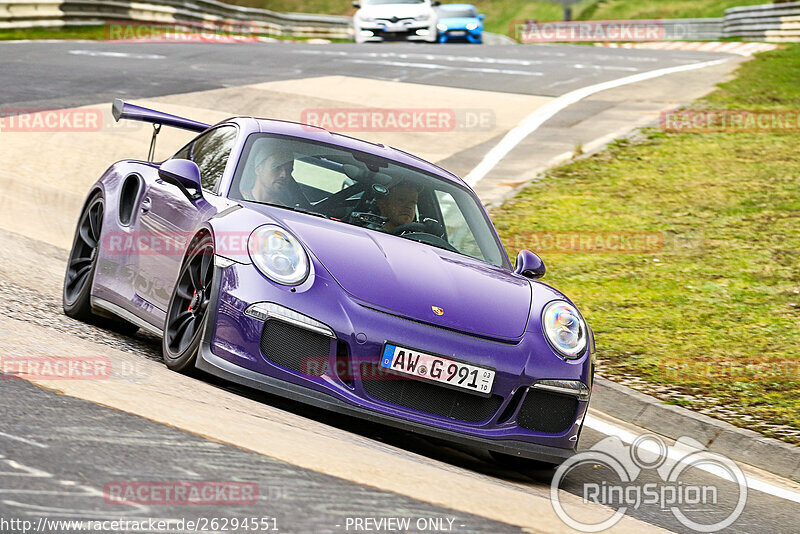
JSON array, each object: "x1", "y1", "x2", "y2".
[{"x1": 591, "y1": 377, "x2": 800, "y2": 483}]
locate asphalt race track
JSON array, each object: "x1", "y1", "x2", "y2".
[{"x1": 0, "y1": 40, "x2": 799, "y2": 534}]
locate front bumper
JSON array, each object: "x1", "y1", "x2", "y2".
[
  {"x1": 201, "y1": 261, "x2": 592, "y2": 463},
  {"x1": 356, "y1": 21, "x2": 437, "y2": 42},
  {"x1": 439, "y1": 29, "x2": 482, "y2": 43}
]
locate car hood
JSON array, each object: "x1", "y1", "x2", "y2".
[
  {"x1": 358, "y1": 5, "x2": 434, "y2": 19},
  {"x1": 438, "y1": 17, "x2": 480, "y2": 29},
  {"x1": 266, "y1": 209, "x2": 531, "y2": 339}
]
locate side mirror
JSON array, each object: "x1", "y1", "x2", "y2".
[
  {"x1": 432, "y1": 1, "x2": 441, "y2": 6},
  {"x1": 478, "y1": 14, "x2": 485, "y2": 20},
  {"x1": 514, "y1": 250, "x2": 546, "y2": 280},
  {"x1": 158, "y1": 159, "x2": 202, "y2": 201},
  {"x1": 352, "y1": 1, "x2": 360, "y2": 7}
]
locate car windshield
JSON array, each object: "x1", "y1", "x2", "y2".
[
  {"x1": 230, "y1": 133, "x2": 507, "y2": 268},
  {"x1": 437, "y1": 6, "x2": 478, "y2": 18}
]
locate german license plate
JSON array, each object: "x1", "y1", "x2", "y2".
[
  {"x1": 449, "y1": 30, "x2": 467, "y2": 36},
  {"x1": 380, "y1": 343, "x2": 495, "y2": 395}
]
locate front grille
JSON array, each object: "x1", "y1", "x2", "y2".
[
  {"x1": 516, "y1": 388, "x2": 578, "y2": 434},
  {"x1": 260, "y1": 320, "x2": 332, "y2": 376},
  {"x1": 380, "y1": 30, "x2": 414, "y2": 41},
  {"x1": 360, "y1": 363, "x2": 502, "y2": 423},
  {"x1": 376, "y1": 17, "x2": 414, "y2": 23}
]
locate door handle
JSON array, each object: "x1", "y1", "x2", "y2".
[{"x1": 141, "y1": 197, "x2": 152, "y2": 213}]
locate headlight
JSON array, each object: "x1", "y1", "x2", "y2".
[
  {"x1": 248, "y1": 225, "x2": 309, "y2": 285},
  {"x1": 358, "y1": 13, "x2": 375, "y2": 22},
  {"x1": 466, "y1": 22, "x2": 479, "y2": 31},
  {"x1": 436, "y1": 23, "x2": 447, "y2": 31},
  {"x1": 542, "y1": 301, "x2": 587, "y2": 359},
  {"x1": 415, "y1": 13, "x2": 431, "y2": 21}
]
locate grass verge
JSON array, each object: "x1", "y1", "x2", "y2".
[
  {"x1": 0, "y1": 25, "x2": 107, "y2": 41},
  {"x1": 492, "y1": 44, "x2": 800, "y2": 443}
]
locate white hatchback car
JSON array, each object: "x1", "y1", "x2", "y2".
[{"x1": 353, "y1": 0, "x2": 439, "y2": 43}]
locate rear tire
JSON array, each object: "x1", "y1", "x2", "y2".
[
  {"x1": 63, "y1": 194, "x2": 104, "y2": 321},
  {"x1": 63, "y1": 194, "x2": 139, "y2": 336},
  {"x1": 162, "y1": 234, "x2": 214, "y2": 373}
]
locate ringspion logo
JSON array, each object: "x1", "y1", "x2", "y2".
[{"x1": 551, "y1": 434, "x2": 747, "y2": 532}]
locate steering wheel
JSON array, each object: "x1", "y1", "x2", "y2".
[
  {"x1": 391, "y1": 222, "x2": 458, "y2": 253},
  {"x1": 390, "y1": 222, "x2": 427, "y2": 236}
]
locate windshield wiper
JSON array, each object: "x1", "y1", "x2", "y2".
[
  {"x1": 286, "y1": 206, "x2": 331, "y2": 220},
  {"x1": 245, "y1": 200, "x2": 332, "y2": 220}
]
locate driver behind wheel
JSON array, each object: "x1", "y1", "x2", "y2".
[
  {"x1": 376, "y1": 182, "x2": 419, "y2": 232},
  {"x1": 241, "y1": 144, "x2": 311, "y2": 210}
]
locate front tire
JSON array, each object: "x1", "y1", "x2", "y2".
[{"x1": 162, "y1": 234, "x2": 215, "y2": 373}]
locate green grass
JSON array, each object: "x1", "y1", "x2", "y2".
[
  {"x1": 226, "y1": 0, "x2": 776, "y2": 35},
  {"x1": 578, "y1": 0, "x2": 772, "y2": 21},
  {"x1": 0, "y1": 25, "x2": 107, "y2": 41},
  {"x1": 492, "y1": 44, "x2": 800, "y2": 442}
]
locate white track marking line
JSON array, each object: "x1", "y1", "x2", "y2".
[
  {"x1": 341, "y1": 58, "x2": 544, "y2": 76},
  {"x1": 464, "y1": 58, "x2": 729, "y2": 187},
  {"x1": 68, "y1": 50, "x2": 165, "y2": 60},
  {"x1": 571, "y1": 63, "x2": 638, "y2": 72},
  {"x1": 294, "y1": 49, "x2": 544, "y2": 65},
  {"x1": 0, "y1": 431, "x2": 47, "y2": 449},
  {"x1": 584, "y1": 415, "x2": 800, "y2": 504}
]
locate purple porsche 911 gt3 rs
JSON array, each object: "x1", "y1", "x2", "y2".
[{"x1": 62, "y1": 99, "x2": 595, "y2": 466}]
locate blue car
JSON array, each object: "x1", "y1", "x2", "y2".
[{"x1": 435, "y1": 4, "x2": 484, "y2": 43}]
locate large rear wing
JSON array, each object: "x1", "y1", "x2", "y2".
[
  {"x1": 112, "y1": 99, "x2": 210, "y2": 132},
  {"x1": 112, "y1": 99, "x2": 211, "y2": 161}
]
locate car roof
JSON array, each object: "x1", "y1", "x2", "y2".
[{"x1": 229, "y1": 117, "x2": 467, "y2": 187}]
